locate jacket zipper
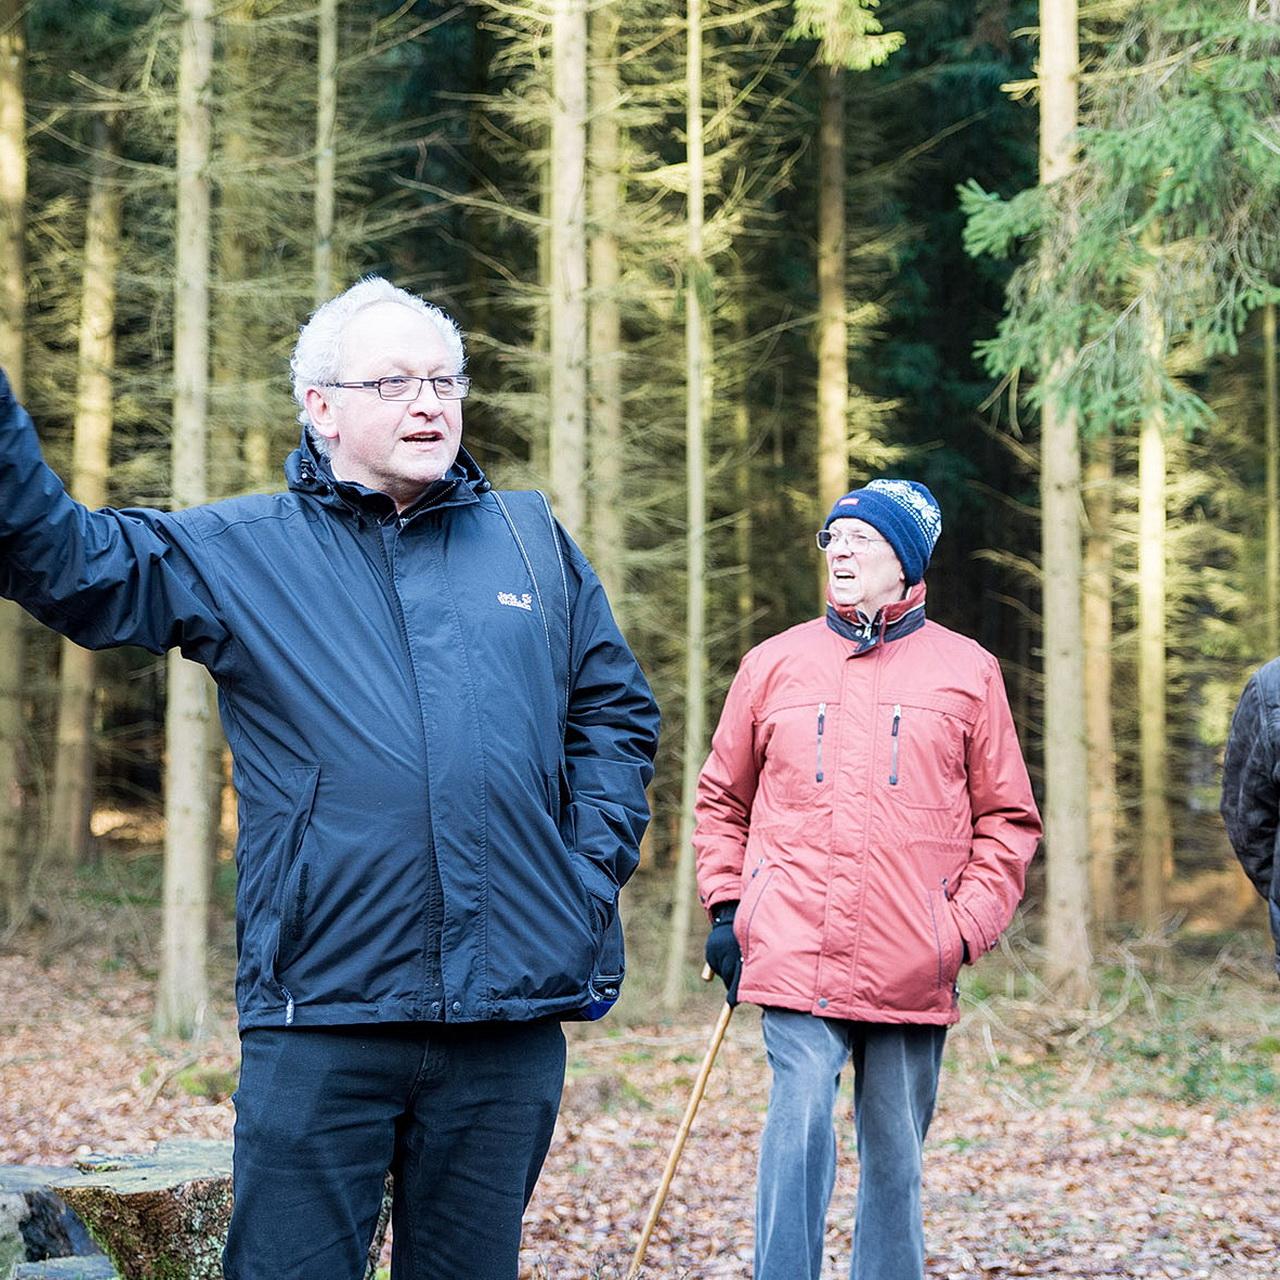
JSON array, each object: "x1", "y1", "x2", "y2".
[
  {"x1": 816, "y1": 702, "x2": 827, "y2": 782},
  {"x1": 377, "y1": 524, "x2": 445, "y2": 1000},
  {"x1": 282, "y1": 986, "x2": 295, "y2": 1026},
  {"x1": 889, "y1": 703, "x2": 901, "y2": 785}
]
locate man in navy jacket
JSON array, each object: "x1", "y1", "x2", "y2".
[{"x1": 0, "y1": 277, "x2": 659, "y2": 1279}]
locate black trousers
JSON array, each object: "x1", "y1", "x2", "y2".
[{"x1": 222, "y1": 1019, "x2": 566, "y2": 1280}]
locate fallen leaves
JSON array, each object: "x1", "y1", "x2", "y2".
[{"x1": 3, "y1": 943, "x2": 1280, "y2": 1278}]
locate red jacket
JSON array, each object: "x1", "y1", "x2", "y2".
[{"x1": 694, "y1": 587, "x2": 1041, "y2": 1025}]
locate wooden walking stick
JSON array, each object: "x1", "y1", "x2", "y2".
[{"x1": 625, "y1": 966, "x2": 734, "y2": 1280}]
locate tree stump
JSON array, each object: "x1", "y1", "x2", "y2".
[
  {"x1": 54, "y1": 1142, "x2": 232, "y2": 1280},
  {"x1": 52, "y1": 1139, "x2": 392, "y2": 1280}
]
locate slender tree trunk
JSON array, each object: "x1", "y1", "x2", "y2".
[
  {"x1": 314, "y1": 0, "x2": 337, "y2": 305},
  {"x1": 157, "y1": 0, "x2": 214, "y2": 1039},
  {"x1": 1138, "y1": 293, "x2": 1169, "y2": 933},
  {"x1": 734, "y1": 310, "x2": 752, "y2": 643},
  {"x1": 1265, "y1": 302, "x2": 1278, "y2": 656},
  {"x1": 0, "y1": 0, "x2": 27, "y2": 928},
  {"x1": 663, "y1": 0, "x2": 708, "y2": 1011},
  {"x1": 48, "y1": 117, "x2": 123, "y2": 869},
  {"x1": 1039, "y1": 0, "x2": 1092, "y2": 999},
  {"x1": 549, "y1": 0, "x2": 588, "y2": 536},
  {"x1": 1082, "y1": 429, "x2": 1116, "y2": 928},
  {"x1": 815, "y1": 64, "x2": 847, "y2": 606},
  {"x1": 587, "y1": 0, "x2": 625, "y2": 610}
]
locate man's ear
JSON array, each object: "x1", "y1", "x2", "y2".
[{"x1": 304, "y1": 386, "x2": 340, "y2": 447}]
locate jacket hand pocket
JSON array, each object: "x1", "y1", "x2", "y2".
[{"x1": 268, "y1": 766, "x2": 321, "y2": 991}]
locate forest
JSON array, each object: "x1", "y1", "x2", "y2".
[{"x1": 2, "y1": 1, "x2": 1280, "y2": 1277}]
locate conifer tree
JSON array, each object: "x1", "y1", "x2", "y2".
[
  {"x1": 963, "y1": 0, "x2": 1280, "y2": 942},
  {"x1": 156, "y1": 0, "x2": 215, "y2": 1039},
  {"x1": 0, "y1": 0, "x2": 26, "y2": 928}
]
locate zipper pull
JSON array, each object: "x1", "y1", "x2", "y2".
[
  {"x1": 283, "y1": 988, "x2": 295, "y2": 1026},
  {"x1": 889, "y1": 703, "x2": 901, "y2": 785},
  {"x1": 816, "y1": 702, "x2": 827, "y2": 782}
]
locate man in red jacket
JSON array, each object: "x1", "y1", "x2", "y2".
[{"x1": 694, "y1": 479, "x2": 1041, "y2": 1280}]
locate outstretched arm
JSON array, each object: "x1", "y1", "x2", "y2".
[{"x1": 0, "y1": 370, "x2": 228, "y2": 665}]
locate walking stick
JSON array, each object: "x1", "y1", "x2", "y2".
[{"x1": 625, "y1": 965, "x2": 734, "y2": 1280}]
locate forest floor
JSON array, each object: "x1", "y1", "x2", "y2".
[{"x1": 2, "y1": 871, "x2": 1280, "y2": 1279}]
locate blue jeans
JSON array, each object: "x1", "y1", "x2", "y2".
[
  {"x1": 756, "y1": 1010, "x2": 947, "y2": 1280},
  {"x1": 223, "y1": 1020, "x2": 565, "y2": 1280}
]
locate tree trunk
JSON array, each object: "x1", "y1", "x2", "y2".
[
  {"x1": 314, "y1": 0, "x2": 337, "y2": 305},
  {"x1": 662, "y1": 0, "x2": 708, "y2": 1011},
  {"x1": 1038, "y1": 0, "x2": 1092, "y2": 999},
  {"x1": 48, "y1": 116, "x2": 123, "y2": 870},
  {"x1": 734, "y1": 309, "x2": 752, "y2": 643},
  {"x1": 587, "y1": 0, "x2": 625, "y2": 611},
  {"x1": 1265, "y1": 302, "x2": 1278, "y2": 656},
  {"x1": 1138, "y1": 294, "x2": 1169, "y2": 933},
  {"x1": 156, "y1": 0, "x2": 214, "y2": 1039},
  {"x1": 549, "y1": 0, "x2": 588, "y2": 537},
  {"x1": 0, "y1": 0, "x2": 27, "y2": 929},
  {"x1": 1083, "y1": 428, "x2": 1116, "y2": 929},
  {"x1": 815, "y1": 63, "x2": 847, "y2": 605}
]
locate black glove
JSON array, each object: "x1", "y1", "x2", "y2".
[{"x1": 705, "y1": 901, "x2": 742, "y2": 1006}]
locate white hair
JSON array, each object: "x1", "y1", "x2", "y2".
[{"x1": 290, "y1": 276, "x2": 466, "y2": 458}]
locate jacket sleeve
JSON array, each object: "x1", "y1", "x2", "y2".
[
  {"x1": 560, "y1": 536, "x2": 659, "y2": 906},
  {"x1": 1220, "y1": 671, "x2": 1277, "y2": 901},
  {"x1": 693, "y1": 659, "x2": 760, "y2": 916},
  {"x1": 0, "y1": 370, "x2": 228, "y2": 666},
  {"x1": 950, "y1": 656, "x2": 1042, "y2": 962}
]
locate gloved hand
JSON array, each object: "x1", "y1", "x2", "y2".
[{"x1": 705, "y1": 901, "x2": 742, "y2": 1006}]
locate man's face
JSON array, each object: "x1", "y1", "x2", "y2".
[
  {"x1": 304, "y1": 302, "x2": 464, "y2": 510},
  {"x1": 825, "y1": 517, "x2": 906, "y2": 618}
]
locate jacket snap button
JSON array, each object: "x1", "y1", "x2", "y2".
[
  {"x1": 430, "y1": 1002, "x2": 440, "y2": 1015},
  {"x1": 451, "y1": 1001, "x2": 462, "y2": 1014},
  {"x1": 818, "y1": 998, "x2": 829, "y2": 1008}
]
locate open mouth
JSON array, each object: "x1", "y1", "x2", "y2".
[
  {"x1": 401, "y1": 430, "x2": 445, "y2": 445},
  {"x1": 833, "y1": 569, "x2": 857, "y2": 582}
]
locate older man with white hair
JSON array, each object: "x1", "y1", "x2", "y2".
[{"x1": 0, "y1": 278, "x2": 659, "y2": 1279}]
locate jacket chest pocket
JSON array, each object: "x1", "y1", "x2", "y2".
[
  {"x1": 877, "y1": 699, "x2": 968, "y2": 812},
  {"x1": 759, "y1": 699, "x2": 838, "y2": 807}
]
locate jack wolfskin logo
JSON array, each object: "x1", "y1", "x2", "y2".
[{"x1": 497, "y1": 591, "x2": 534, "y2": 612}]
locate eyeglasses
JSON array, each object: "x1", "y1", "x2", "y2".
[
  {"x1": 322, "y1": 375, "x2": 472, "y2": 401},
  {"x1": 815, "y1": 529, "x2": 887, "y2": 553}
]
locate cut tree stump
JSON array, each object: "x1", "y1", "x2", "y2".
[
  {"x1": 51, "y1": 1139, "x2": 392, "y2": 1280},
  {"x1": 54, "y1": 1142, "x2": 232, "y2": 1280}
]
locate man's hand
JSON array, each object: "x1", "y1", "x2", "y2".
[{"x1": 704, "y1": 902, "x2": 742, "y2": 1006}]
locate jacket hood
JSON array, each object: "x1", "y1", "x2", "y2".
[{"x1": 284, "y1": 428, "x2": 492, "y2": 518}]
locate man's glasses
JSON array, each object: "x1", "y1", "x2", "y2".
[
  {"x1": 322, "y1": 375, "x2": 472, "y2": 401},
  {"x1": 815, "y1": 529, "x2": 887, "y2": 553}
]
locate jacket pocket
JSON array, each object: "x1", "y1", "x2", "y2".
[
  {"x1": 267, "y1": 766, "x2": 321, "y2": 1014},
  {"x1": 879, "y1": 699, "x2": 968, "y2": 812},
  {"x1": 759, "y1": 699, "x2": 838, "y2": 807},
  {"x1": 927, "y1": 884, "x2": 963, "y2": 994}
]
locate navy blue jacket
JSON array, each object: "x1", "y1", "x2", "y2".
[
  {"x1": 1222, "y1": 657, "x2": 1280, "y2": 976},
  {"x1": 0, "y1": 372, "x2": 659, "y2": 1028}
]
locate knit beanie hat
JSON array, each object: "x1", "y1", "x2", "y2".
[{"x1": 824, "y1": 479, "x2": 942, "y2": 585}]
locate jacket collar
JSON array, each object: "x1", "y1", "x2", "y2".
[
  {"x1": 285, "y1": 430, "x2": 492, "y2": 523},
  {"x1": 825, "y1": 580, "x2": 927, "y2": 655}
]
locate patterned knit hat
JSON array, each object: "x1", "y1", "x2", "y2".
[{"x1": 824, "y1": 479, "x2": 942, "y2": 585}]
